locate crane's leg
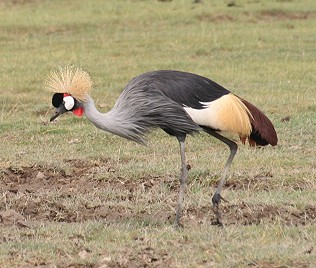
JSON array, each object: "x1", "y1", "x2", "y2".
[
  {"x1": 203, "y1": 128, "x2": 238, "y2": 226},
  {"x1": 175, "y1": 135, "x2": 188, "y2": 227}
]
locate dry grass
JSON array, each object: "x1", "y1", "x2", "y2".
[{"x1": 0, "y1": 0, "x2": 316, "y2": 267}]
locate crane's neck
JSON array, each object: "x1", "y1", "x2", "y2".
[{"x1": 82, "y1": 96, "x2": 145, "y2": 144}]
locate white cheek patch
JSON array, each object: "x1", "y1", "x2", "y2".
[{"x1": 63, "y1": 96, "x2": 75, "y2": 111}]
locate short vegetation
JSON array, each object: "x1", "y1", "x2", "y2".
[{"x1": 0, "y1": 0, "x2": 315, "y2": 267}]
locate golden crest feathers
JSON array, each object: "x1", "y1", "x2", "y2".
[{"x1": 45, "y1": 65, "x2": 92, "y2": 102}]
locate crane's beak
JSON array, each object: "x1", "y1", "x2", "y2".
[{"x1": 50, "y1": 105, "x2": 67, "y2": 122}]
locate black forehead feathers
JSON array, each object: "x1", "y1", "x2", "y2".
[{"x1": 52, "y1": 93, "x2": 64, "y2": 108}]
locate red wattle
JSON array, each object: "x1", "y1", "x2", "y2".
[{"x1": 73, "y1": 107, "x2": 84, "y2": 117}]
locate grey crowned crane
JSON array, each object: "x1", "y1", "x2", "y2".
[{"x1": 47, "y1": 66, "x2": 277, "y2": 227}]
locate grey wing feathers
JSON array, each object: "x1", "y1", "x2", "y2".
[
  {"x1": 110, "y1": 74, "x2": 201, "y2": 143},
  {"x1": 137, "y1": 70, "x2": 231, "y2": 109}
]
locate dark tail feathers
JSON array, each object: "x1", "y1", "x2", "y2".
[{"x1": 239, "y1": 97, "x2": 278, "y2": 147}]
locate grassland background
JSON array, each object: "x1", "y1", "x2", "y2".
[{"x1": 0, "y1": 0, "x2": 315, "y2": 267}]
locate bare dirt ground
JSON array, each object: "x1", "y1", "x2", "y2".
[
  {"x1": 1, "y1": 161, "x2": 315, "y2": 228},
  {"x1": 1, "y1": 161, "x2": 315, "y2": 267}
]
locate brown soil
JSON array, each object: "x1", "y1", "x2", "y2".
[
  {"x1": 257, "y1": 10, "x2": 315, "y2": 21},
  {"x1": 196, "y1": 10, "x2": 316, "y2": 24},
  {"x1": 1, "y1": 162, "x2": 315, "y2": 228},
  {"x1": 1, "y1": 162, "x2": 315, "y2": 268}
]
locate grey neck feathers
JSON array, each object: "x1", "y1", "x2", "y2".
[{"x1": 83, "y1": 96, "x2": 146, "y2": 144}]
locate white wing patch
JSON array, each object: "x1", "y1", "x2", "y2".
[
  {"x1": 184, "y1": 93, "x2": 252, "y2": 136},
  {"x1": 184, "y1": 102, "x2": 222, "y2": 130}
]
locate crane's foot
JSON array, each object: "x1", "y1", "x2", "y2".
[
  {"x1": 174, "y1": 213, "x2": 184, "y2": 229},
  {"x1": 211, "y1": 193, "x2": 227, "y2": 227},
  {"x1": 173, "y1": 220, "x2": 183, "y2": 230},
  {"x1": 212, "y1": 203, "x2": 223, "y2": 227},
  {"x1": 174, "y1": 205, "x2": 184, "y2": 229}
]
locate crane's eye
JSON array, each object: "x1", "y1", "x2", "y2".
[{"x1": 63, "y1": 95, "x2": 75, "y2": 111}]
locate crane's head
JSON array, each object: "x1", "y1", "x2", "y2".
[
  {"x1": 46, "y1": 65, "x2": 92, "y2": 122},
  {"x1": 50, "y1": 93, "x2": 83, "y2": 121}
]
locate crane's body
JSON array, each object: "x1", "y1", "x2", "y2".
[{"x1": 48, "y1": 66, "x2": 277, "y2": 226}]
